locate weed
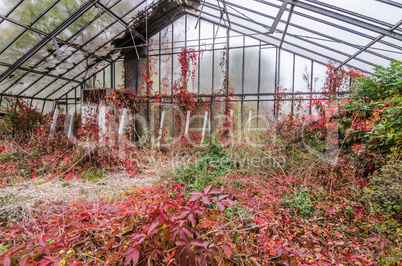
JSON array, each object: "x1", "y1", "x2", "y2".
[
  {"x1": 82, "y1": 167, "x2": 106, "y2": 182},
  {"x1": 0, "y1": 193, "x2": 23, "y2": 223},
  {"x1": 282, "y1": 187, "x2": 316, "y2": 218},
  {"x1": 79, "y1": 187, "x2": 87, "y2": 194},
  {"x1": 62, "y1": 181, "x2": 70, "y2": 187},
  {"x1": 173, "y1": 139, "x2": 233, "y2": 191}
]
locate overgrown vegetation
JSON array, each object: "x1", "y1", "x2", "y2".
[{"x1": 0, "y1": 59, "x2": 401, "y2": 264}]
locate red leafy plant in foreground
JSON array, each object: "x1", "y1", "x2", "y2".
[{"x1": 0, "y1": 185, "x2": 238, "y2": 265}]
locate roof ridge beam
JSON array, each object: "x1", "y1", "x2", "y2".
[{"x1": 279, "y1": 0, "x2": 402, "y2": 41}]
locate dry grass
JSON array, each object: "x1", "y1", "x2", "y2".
[{"x1": 0, "y1": 172, "x2": 160, "y2": 224}]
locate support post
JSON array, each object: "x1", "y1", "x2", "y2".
[
  {"x1": 201, "y1": 111, "x2": 208, "y2": 144},
  {"x1": 157, "y1": 111, "x2": 165, "y2": 149},
  {"x1": 118, "y1": 108, "x2": 129, "y2": 135},
  {"x1": 185, "y1": 110, "x2": 191, "y2": 135},
  {"x1": 98, "y1": 105, "x2": 107, "y2": 143},
  {"x1": 50, "y1": 108, "x2": 60, "y2": 137},
  {"x1": 248, "y1": 111, "x2": 252, "y2": 131},
  {"x1": 67, "y1": 111, "x2": 76, "y2": 140}
]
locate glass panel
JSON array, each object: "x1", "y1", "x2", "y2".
[
  {"x1": 42, "y1": 100, "x2": 54, "y2": 114},
  {"x1": 21, "y1": 41, "x2": 55, "y2": 70},
  {"x1": 370, "y1": 38, "x2": 402, "y2": 62},
  {"x1": 0, "y1": 0, "x2": 21, "y2": 14},
  {"x1": 199, "y1": 50, "x2": 212, "y2": 94},
  {"x1": 312, "y1": 62, "x2": 327, "y2": 93},
  {"x1": 228, "y1": 48, "x2": 243, "y2": 94},
  {"x1": 245, "y1": 36, "x2": 259, "y2": 46},
  {"x1": 51, "y1": 82, "x2": 78, "y2": 99},
  {"x1": 213, "y1": 50, "x2": 225, "y2": 93},
  {"x1": 0, "y1": 21, "x2": 25, "y2": 52},
  {"x1": 160, "y1": 24, "x2": 172, "y2": 53},
  {"x1": 260, "y1": 47, "x2": 276, "y2": 94},
  {"x1": 281, "y1": 34, "x2": 351, "y2": 63},
  {"x1": 173, "y1": 16, "x2": 186, "y2": 53},
  {"x1": 293, "y1": 99, "x2": 309, "y2": 118},
  {"x1": 347, "y1": 59, "x2": 376, "y2": 73},
  {"x1": 229, "y1": 30, "x2": 243, "y2": 48},
  {"x1": 0, "y1": 30, "x2": 43, "y2": 64},
  {"x1": 8, "y1": 72, "x2": 43, "y2": 95},
  {"x1": 160, "y1": 55, "x2": 171, "y2": 94},
  {"x1": 285, "y1": 24, "x2": 361, "y2": 56},
  {"x1": 304, "y1": 0, "x2": 401, "y2": 25},
  {"x1": 279, "y1": 50, "x2": 293, "y2": 93},
  {"x1": 172, "y1": 51, "x2": 180, "y2": 89},
  {"x1": 186, "y1": 15, "x2": 199, "y2": 49},
  {"x1": 354, "y1": 53, "x2": 392, "y2": 69},
  {"x1": 60, "y1": 60, "x2": 87, "y2": 80},
  {"x1": 294, "y1": 56, "x2": 311, "y2": 93},
  {"x1": 0, "y1": 70, "x2": 25, "y2": 90},
  {"x1": 149, "y1": 33, "x2": 160, "y2": 56},
  {"x1": 21, "y1": 76, "x2": 55, "y2": 97},
  {"x1": 104, "y1": 65, "x2": 111, "y2": 88},
  {"x1": 244, "y1": 46, "x2": 259, "y2": 94},
  {"x1": 225, "y1": 0, "x2": 280, "y2": 18},
  {"x1": 36, "y1": 79, "x2": 70, "y2": 98},
  {"x1": 57, "y1": 9, "x2": 109, "y2": 41},
  {"x1": 115, "y1": 60, "x2": 124, "y2": 88},
  {"x1": 200, "y1": 19, "x2": 213, "y2": 50},
  {"x1": 87, "y1": 22, "x2": 125, "y2": 56},
  {"x1": 31, "y1": 99, "x2": 44, "y2": 112},
  {"x1": 109, "y1": 0, "x2": 145, "y2": 23},
  {"x1": 0, "y1": 66, "x2": 8, "y2": 78},
  {"x1": 150, "y1": 56, "x2": 159, "y2": 93},
  {"x1": 9, "y1": 0, "x2": 56, "y2": 24},
  {"x1": 31, "y1": 0, "x2": 81, "y2": 33},
  {"x1": 279, "y1": 99, "x2": 292, "y2": 118}
]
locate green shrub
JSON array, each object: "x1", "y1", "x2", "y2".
[
  {"x1": 363, "y1": 159, "x2": 401, "y2": 215},
  {"x1": 282, "y1": 187, "x2": 316, "y2": 218},
  {"x1": 0, "y1": 193, "x2": 24, "y2": 223},
  {"x1": 82, "y1": 167, "x2": 106, "y2": 182},
  {"x1": 339, "y1": 60, "x2": 402, "y2": 160},
  {"x1": 173, "y1": 139, "x2": 233, "y2": 192}
]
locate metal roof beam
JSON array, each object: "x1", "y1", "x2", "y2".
[
  {"x1": 0, "y1": 93, "x2": 50, "y2": 102},
  {"x1": 22, "y1": 0, "x2": 149, "y2": 99},
  {"x1": 0, "y1": 13, "x2": 109, "y2": 64},
  {"x1": 95, "y1": 2, "x2": 146, "y2": 42},
  {"x1": 269, "y1": 0, "x2": 289, "y2": 34},
  {"x1": 0, "y1": 0, "x2": 24, "y2": 25},
  {"x1": 187, "y1": 12, "x2": 369, "y2": 72},
  {"x1": 0, "y1": 61, "x2": 80, "y2": 84},
  {"x1": 196, "y1": 2, "x2": 378, "y2": 67},
  {"x1": 305, "y1": 0, "x2": 394, "y2": 28},
  {"x1": 279, "y1": 4, "x2": 294, "y2": 49},
  {"x1": 6, "y1": 0, "x2": 137, "y2": 97},
  {"x1": 375, "y1": 0, "x2": 402, "y2": 9},
  {"x1": 52, "y1": 8, "x2": 187, "y2": 100},
  {"x1": 0, "y1": 0, "x2": 100, "y2": 85},
  {"x1": 223, "y1": 0, "x2": 402, "y2": 56},
  {"x1": 252, "y1": 0, "x2": 402, "y2": 51},
  {"x1": 336, "y1": 19, "x2": 402, "y2": 70},
  {"x1": 281, "y1": 0, "x2": 402, "y2": 41}
]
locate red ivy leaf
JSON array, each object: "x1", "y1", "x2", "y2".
[{"x1": 224, "y1": 245, "x2": 232, "y2": 259}]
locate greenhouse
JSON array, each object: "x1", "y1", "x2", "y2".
[{"x1": 0, "y1": 0, "x2": 401, "y2": 265}]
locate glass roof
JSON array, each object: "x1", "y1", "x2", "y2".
[{"x1": 0, "y1": 0, "x2": 401, "y2": 101}]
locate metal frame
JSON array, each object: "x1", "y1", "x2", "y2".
[
  {"x1": 0, "y1": 0, "x2": 100, "y2": 84},
  {"x1": 0, "y1": 0, "x2": 400, "y2": 116}
]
